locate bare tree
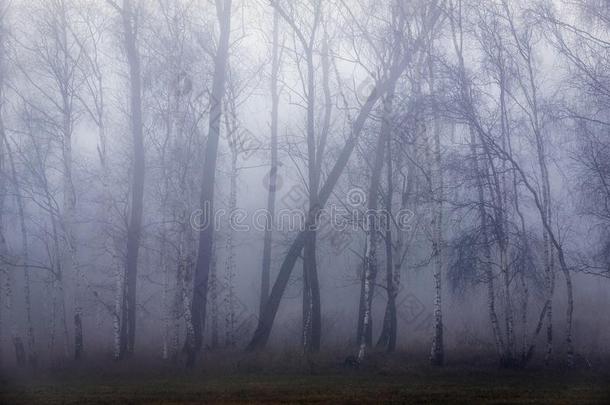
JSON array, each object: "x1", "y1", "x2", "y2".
[
  {"x1": 106, "y1": 0, "x2": 146, "y2": 359},
  {"x1": 259, "y1": 5, "x2": 281, "y2": 331},
  {"x1": 186, "y1": 0, "x2": 232, "y2": 368},
  {"x1": 248, "y1": 0, "x2": 442, "y2": 352}
]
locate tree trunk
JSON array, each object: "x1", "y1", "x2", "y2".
[
  {"x1": 428, "y1": 54, "x2": 444, "y2": 367},
  {"x1": 187, "y1": 0, "x2": 232, "y2": 367},
  {"x1": 377, "y1": 90, "x2": 397, "y2": 351},
  {"x1": 450, "y1": 11, "x2": 505, "y2": 362},
  {"x1": 30, "y1": 134, "x2": 70, "y2": 359},
  {"x1": 1, "y1": 9, "x2": 36, "y2": 366},
  {"x1": 247, "y1": 3, "x2": 442, "y2": 349},
  {"x1": 6, "y1": 140, "x2": 36, "y2": 366},
  {"x1": 302, "y1": 42, "x2": 321, "y2": 354},
  {"x1": 247, "y1": 42, "x2": 427, "y2": 351},
  {"x1": 224, "y1": 153, "x2": 237, "y2": 348},
  {"x1": 0, "y1": 152, "x2": 13, "y2": 363},
  {"x1": 162, "y1": 234, "x2": 170, "y2": 360},
  {"x1": 209, "y1": 242, "x2": 219, "y2": 349},
  {"x1": 61, "y1": 83, "x2": 82, "y2": 361},
  {"x1": 469, "y1": 129, "x2": 505, "y2": 361},
  {"x1": 260, "y1": 9, "x2": 280, "y2": 319},
  {"x1": 357, "y1": 89, "x2": 393, "y2": 361},
  {"x1": 117, "y1": 0, "x2": 146, "y2": 359}
]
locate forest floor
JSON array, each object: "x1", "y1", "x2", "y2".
[{"x1": 1, "y1": 355, "x2": 609, "y2": 404}]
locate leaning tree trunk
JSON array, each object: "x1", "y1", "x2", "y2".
[
  {"x1": 259, "y1": 8, "x2": 280, "y2": 319},
  {"x1": 246, "y1": 4, "x2": 443, "y2": 350},
  {"x1": 246, "y1": 36, "x2": 430, "y2": 350}
]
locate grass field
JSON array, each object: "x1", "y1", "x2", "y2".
[{"x1": 2, "y1": 362, "x2": 609, "y2": 404}]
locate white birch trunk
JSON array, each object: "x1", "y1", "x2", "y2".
[
  {"x1": 113, "y1": 258, "x2": 123, "y2": 360},
  {"x1": 162, "y1": 247, "x2": 169, "y2": 360},
  {"x1": 428, "y1": 56, "x2": 444, "y2": 366},
  {"x1": 210, "y1": 244, "x2": 219, "y2": 349},
  {"x1": 357, "y1": 239, "x2": 373, "y2": 363},
  {"x1": 223, "y1": 153, "x2": 238, "y2": 347}
]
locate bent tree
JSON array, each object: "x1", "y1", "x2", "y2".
[{"x1": 248, "y1": 0, "x2": 443, "y2": 352}]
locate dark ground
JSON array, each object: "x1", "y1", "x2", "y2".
[{"x1": 1, "y1": 353, "x2": 609, "y2": 404}]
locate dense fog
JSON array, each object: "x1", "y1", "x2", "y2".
[{"x1": 0, "y1": 0, "x2": 609, "y2": 373}]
